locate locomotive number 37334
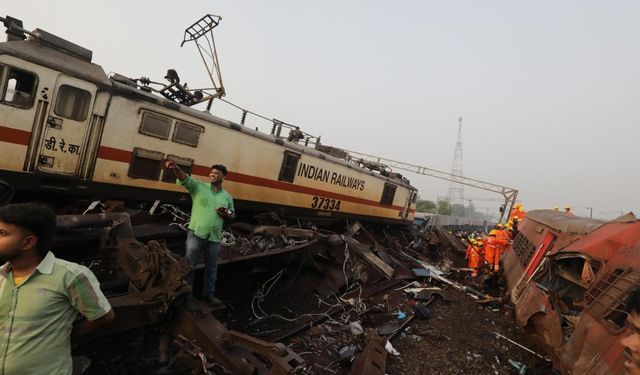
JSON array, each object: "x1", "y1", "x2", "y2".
[{"x1": 311, "y1": 196, "x2": 342, "y2": 211}]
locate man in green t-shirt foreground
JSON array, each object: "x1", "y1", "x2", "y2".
[{"x1": 165, "y1": 160, "x2": 235, "y2": 310}]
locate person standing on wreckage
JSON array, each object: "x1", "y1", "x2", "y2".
[{"x1": 165, "y1": 160, "x2": 235, "y2": 311}]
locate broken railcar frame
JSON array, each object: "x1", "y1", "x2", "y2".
[{"x1": 503, "y1": 209, "x2": 640, "y2": 374}]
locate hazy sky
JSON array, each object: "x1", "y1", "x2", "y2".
[{"x1": 5, "y1": 1, "x2": 639, "y2": 219}]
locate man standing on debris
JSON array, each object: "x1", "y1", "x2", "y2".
[
  {"x1": 622, "y1": 288, "x2": 640, "y2": 375},
  {"x1": 0, "y1": 203, "x2": 115, "y2": 374},
  {"x1": 165, "y1": 160, "x2": 235, "y2": 310}
]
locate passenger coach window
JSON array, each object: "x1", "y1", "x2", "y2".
[
  {"x1": 512, "y1": 233, "x2": 537, "y2": 266},
  {"x1": 140, "y1": 112, "x2": 172, "y2": 139},
  {"x1": 54, "y1": 85, "x2": 91, "y2": 121},
  {"x1": 2, "y1": 68, "x2": 36, "y2": 109},
  {"x1": 173, "y1": 121, "x2": 203, "y2": 147},
  {"x1": 380, "y1": 183, "x2": 397, "y2": 206},
  {"x1": 585, "y1": 269, "x2": 640, "y2": 330},
  {"x1": 278, "y1": 151, "x2": 300, "y2": 183},
  {"x1": 128, "y1": 148, "x2": 164, "y2": 181}
]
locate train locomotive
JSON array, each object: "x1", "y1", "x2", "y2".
[{"x1": 0, "y1": 16, "x2": 417, "y2": 225}]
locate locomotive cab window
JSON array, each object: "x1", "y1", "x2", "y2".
[
  {"x1": 173, "y1": 121, "x2": 203, "y2": 147},
  {"x1": 1, "y1": 67, "x2": 37, "y2": 109},
  {"x1": 54, "y1": 85, "x2": 91, "y2": 121},
  {"x1": 128, "y1": 148, "x2": 164, "y2": 181},
  {"x1": 411, "y1": 191, "x2": 418, "y2": 203},
  {"x1": 140, "y1": 112, "x2": 172, "y2": 139},
  {"x1": 278, "y1": 151, "x2": 300, "y2": 183},
  {"x1": 380, "y1": 183, "x2": 397, "y2": 206}
]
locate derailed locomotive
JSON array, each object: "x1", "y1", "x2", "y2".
[
  {"x1": 503, "y1": 209, "x2": 640, "y2": 374},
  {"x1": 0, "y1": 16, "x2": 417, "y2": 225}
]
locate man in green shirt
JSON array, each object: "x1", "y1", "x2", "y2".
[
  {"x1": 165, "y1": 161, "x2": 235, "y2": 309},
  {"x1": 0, "y1": 203, "x2": 115, "y2": 375}
]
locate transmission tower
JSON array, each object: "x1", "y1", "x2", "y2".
[{"x1": 446, "y1": 117, "x2": 465, "y2": 205}]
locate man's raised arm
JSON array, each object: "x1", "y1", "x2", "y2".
[{"x1": 165, "y1": 160, "x2": 187, "y2": 181}]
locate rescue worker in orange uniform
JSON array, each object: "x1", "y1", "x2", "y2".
[
  {"x1": 465, "y1": 239, "x2": 474, "y2": 260},
  {"x1": 508, "y1": 203, "x2": 525, "y2": 221},
  {"x1": 509, "y1": 206, "x2": 518, "y2": 222},
  {"x1": 504, "y1": 222, "x2": 513, "y2": 240},
  {"x1": 483, "y1": 230, "x2": 508, "y2": 273},
  {"x1": 513, "y1": 205, "x2": 526, "y2": 221},
  {"x1": 509, "y1": 203, "x2": 522, "y2": 222},
  {"x1": 496, "y1": 223, "x2": 511, "y2": 262},
  {"x1": 465, "y1": 239, "x2": 484, "y2": 277}
]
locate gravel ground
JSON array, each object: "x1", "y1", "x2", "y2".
[{"x1": 385, "y1": 288, "x2": 555, "y2": 375}]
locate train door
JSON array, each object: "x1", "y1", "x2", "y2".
[
  {"x1": 35, "y1": 75, "x2": 96, "y2": 175},
  {"x1": 403, "y1": 190, "x2": 417, "y2": 220},
  {"x1": 524, "y1": 232, "x2": 555, "y2": 278},
  {"x1": 513, "y1": 231, "x2": 556, "y2": 301}
]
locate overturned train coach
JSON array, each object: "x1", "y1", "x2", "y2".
[
  {"x1": 0, "y1": 17, "x2": 417, "y2": 225},
  {"x1": 503, "y1": 209, "x2": 640, "y2": 374}
]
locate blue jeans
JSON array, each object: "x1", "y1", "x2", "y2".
[{"x1": 185, "y1": 230, "x2": 221, "y2": 298}]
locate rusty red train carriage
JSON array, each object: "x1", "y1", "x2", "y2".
[{"x1": 504, "y1": 209, "x2": 640, "y2": 374}]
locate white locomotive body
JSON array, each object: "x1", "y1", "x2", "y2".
[{"x1": 0, "y1": 19, "x2": 417, "y2": 225}]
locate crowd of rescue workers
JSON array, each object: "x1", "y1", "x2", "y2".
[{"x1": 460, "y1": 204, "x2": 570, "y2": 278}]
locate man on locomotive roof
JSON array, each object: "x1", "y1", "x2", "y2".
[
  {"x1": 622, "y1": 288, "x2": 640, "y2": 375},
  {"x1": 165, "y1": 160, "x2": 235, "y2": 311},
  {"x1": 0, "y1": 203, "x2": 114, "y2": 375}
]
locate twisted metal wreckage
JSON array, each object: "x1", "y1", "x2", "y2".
[
  {"x1": 41, "y1": 200, "x2": 404, "y2": 374},
  {"x1": 53, "y1": 202, "x2": 465, "y2": 375},
  {"x1": 58, "y1": 211, "x2": 306, "y2": 375}
]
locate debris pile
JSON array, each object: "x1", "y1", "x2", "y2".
[{"x1": 48, "y1": 201, "x2": 553, "y2": 374}]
